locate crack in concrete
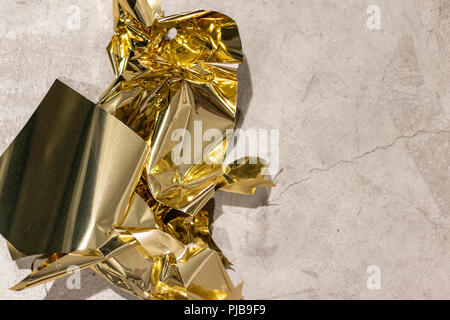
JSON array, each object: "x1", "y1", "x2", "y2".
[{"x1": 269, "y1": 129, "x2": 450, "y2": 205}]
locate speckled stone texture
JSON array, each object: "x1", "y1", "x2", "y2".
[{"x1": 0, "y1": 0, "x2": 449, "y2": 300}]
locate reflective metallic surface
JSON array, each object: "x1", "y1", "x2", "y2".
[
  {"x1": 99, "y1": 1, "x2": 272, "y2": 215},
  {"x1": 13, "y1": 194, "x2": 242, "y2": 300},
  {"x1": 3, "y1": 0, "x2": 274, "y2": 300},
  {"x1": 0, "y1": 80, "x2": 149, "y2": 256}
]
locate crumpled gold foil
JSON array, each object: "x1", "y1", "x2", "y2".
[{"x1": 0, "y1": 0, "x2": 274, "y2": 300}]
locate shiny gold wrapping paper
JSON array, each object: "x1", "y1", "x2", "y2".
[
  {"x1": 0, "y1": 80, "x2": 149, "y2": 256},
  {"x1": 1, "y1": 0, "x2": 274, "y2": 300},
  {"x1": 98, "y1": 2, "x2": 268, "y2": 215}
]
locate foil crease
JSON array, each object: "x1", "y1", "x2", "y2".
[{"x1": 1, "y1": 0, "x2": 274, "y2": 300}]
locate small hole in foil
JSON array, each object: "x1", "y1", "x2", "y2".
[{"x1": 164, "y1": 28, "x2": 178, "y2": 40}]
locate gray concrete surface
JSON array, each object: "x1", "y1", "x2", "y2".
[{"x1": 0, "y1": 0, "x2": 449, "y2": 300}]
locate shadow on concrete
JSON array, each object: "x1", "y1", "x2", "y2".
[
  {"x1": 236, "y1": 56, "x2": 253, "y2": 129},
  {"x1": 43, "y1": 269, "x2": 138, "y2": 300},
  {"x1": 213, "y1": 55, "x2": 273, "y2": 219}
]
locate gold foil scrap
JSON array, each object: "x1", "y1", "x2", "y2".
[
  {"x1": 99, "y1": 1, "x2": 269, "y2": 216},
  {"x1": 4, "y1": 0, "x2": 275, "y2": 300}
]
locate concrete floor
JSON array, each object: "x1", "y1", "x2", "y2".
[{"x1": 0, "y1": 0, "x2": 449, "y2": 300}]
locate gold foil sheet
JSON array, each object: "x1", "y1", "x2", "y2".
[
  {"x1": 0, "y1": 80, "x2": 149, "y2": 256},
  {"x1": 1, "y1": 0, "x2": 274, "y2": 300}
]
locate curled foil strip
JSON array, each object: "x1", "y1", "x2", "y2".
[{"x1": 0, "y1": 0, "x2": 274, "y2": 300}]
